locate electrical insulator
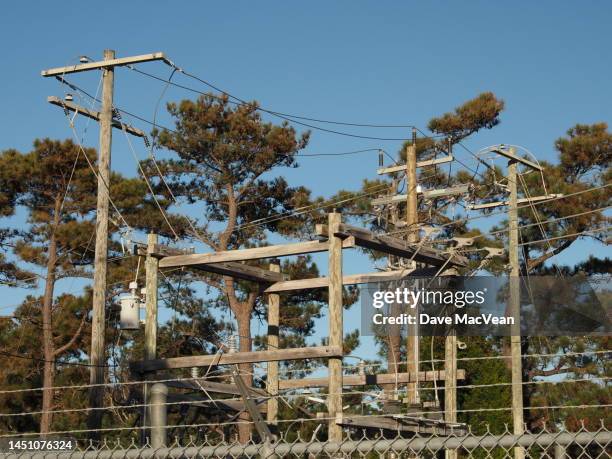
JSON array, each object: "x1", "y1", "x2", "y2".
[
  {"x1": 143, "y1": 136, "x2": 151, "y2": 148},
  {"x1": 227, "y1": 334, "x2": 238, "y2": 354},
  {"x1": 378, "y1": 150, "x2": 384, "y2": 167},
  {"x1": 457, "y1": 340, "x2": 467, "y2": 350},
  {"x1": 358, "y1": 360, "x2": 366, "y2": 376},
  {"x1": 64, "y1": 93, "x2": 73, "y2": 102},
  {"x1": 191, "y1": 367, "x2": 199, "y2": 379},
  {"x1": 112, "y1": 108, "x2": 121, "y2": 120}
]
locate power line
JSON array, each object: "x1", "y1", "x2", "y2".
[
  {"x1": 129, "y1": 66, "x2": 432, "y2": 133},
  {"x1": 518, "y1": 225, "x2": 610, "y2": 247}
]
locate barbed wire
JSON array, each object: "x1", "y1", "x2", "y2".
[{"x1": 2, "y1": 403, "x2": 609, "y2": 438}]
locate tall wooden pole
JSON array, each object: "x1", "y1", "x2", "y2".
[
  {"x1": 444, "y1": 330, "x2": 457, "y2": 459},
  {"x1": 508, "y1": 159, "x2": 525, "y2": 459},
  {"x1": 87, "y1": 49, "x2": 115, "y2": 438},
  {"x1": 327, "y1": 212, "x2": 344, "y2": 442},
  {"x1": 406, "y1": 128, "x2": 420, "y2": 405},
  {"x1": 145, "y1": 234, "x2": 159, "y2": 360},
  {"x1": 267, "y1": 262, "x2": 281, "y2": 425},
  {"x1": 143, "y1": 233, "x2": 159, "y2": 443}
]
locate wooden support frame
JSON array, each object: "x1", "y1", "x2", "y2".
[
  {"x1": 319, "y1": 223, "x2": 467, "y2": 268},
  {"x1": 158, "y1": 238, "x2": 355, "y2": 268},
  {"x1": 131, "y1": 345, "x2": 343, "y2": 373},
  {"x1": 377, "y1": 155, "x2": 454, "y2": 175},
  {"x1": 42, "y1": 52, "x2": 169, "y2": 77},
  {"x1": 47, "y1": 96, "x2": 145, "y2": 137},
  {"x1": 279, "y1": 369, "x2": 465, "y2": 389}
]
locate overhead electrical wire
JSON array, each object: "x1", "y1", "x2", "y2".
[{"x1": 128, "y1": 66, "x2": 438, "y2": 136}]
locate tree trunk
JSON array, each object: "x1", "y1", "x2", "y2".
[
  {"x1": 236, "y1": 308, "x2": 253, "y2": 444},
  {"x1": 383, "y1": 301, "x2": 402, "y2": 397},
  {"x1": 40, "y1": 228, "x2": 58, "y2": 434}
]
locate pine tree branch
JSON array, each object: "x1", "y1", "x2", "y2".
[
  {"x1": 53, "y1": 312, "x2": 87, "y2": 356},
  {"x1": 526, "y1": 238, "x2": 575, "y2": 272}
]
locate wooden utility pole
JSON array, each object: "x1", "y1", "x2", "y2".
[
  {"x1": 508, "y1": 159, "x2": 525, "y2": 459},
  {"x1": 444, "y1": 329, "x2": 458, "y2": 459},
  {"x1": 42, "y1": 50, "x2": 169, "y2": 438},
  {"x1": 405, "y1": 128, "x2": 420, "y2": 406},
  {"x1": 483, "y1": 146, "x2": 553, "y2": 459},
  {"x1": 327, "y1": 212, "x2": 344, "y2": 442},
  {"x1": 88, "y1": 49, "x2": 115, "y2": 437},
  {"x1": 142, "y1": 233, "x2": 159, "y2": 444},
  {"x1": 145, "y1": 233, "x2": 159, "y2": 361},
  {"x1": 267, "y1": 262, "x2": 281, "y2": 425}
]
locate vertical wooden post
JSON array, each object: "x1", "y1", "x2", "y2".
[
  {"x1": 327, "y1": 212, "x2": 343, "y2": 442},
  {"x1": 142, "y1": 233, "x2": 159, "y2": 444},
  {"x1": 444, "y1": 331, "x2": 457, "y2": 459},
  {"x1": 267, "y1": 262, "x2": 281, "y2": 425},
  {"x1": 406, "y1": 128, "x2": 420, "y2": 406},
  {"x1": 508, "y1": 159, "x2": 525, "y2": 459},
  {"x1": 87, "y1": 49, "x2": 115, "y2": 438},
  {"x1": 145, "y1": 233, "x2": 159, "y2": 361}
]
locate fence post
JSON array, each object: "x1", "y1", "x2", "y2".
[
  {"x1": 554, "y1": 443, "x2": 567, "y2": 459},
  {"x1": 150, "y1": 383, "x2": 168, "y2": 448}
]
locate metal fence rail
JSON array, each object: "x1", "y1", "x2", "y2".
[{"x1": 1, "y1": 423, "x2": 610, "y2": 459}]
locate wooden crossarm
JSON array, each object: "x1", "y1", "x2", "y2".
[
  {"x1": 131, "y1": 345, "x2": 343, "y2": 373},
  {"x1": 158, "y1": 238, "x2": 355, "y2": 268},
  {"x1": 279, "y1": 369, "x2": 465, "y2": 389}
]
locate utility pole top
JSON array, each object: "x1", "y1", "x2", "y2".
[
  {"x1": 491, "y1": 146, "x2": 543, "y2": 172},
  {"x1": 41, "y1": 52, "x2": 170, "y2": 77},
  {"x1": 47, "y1": 96, "x2": 146, "y2": 137}
]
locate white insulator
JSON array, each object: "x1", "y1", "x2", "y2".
[
  {"x1": 457, "y1": 340, "x2": 467, "y2": 350},
  {"x1": 228, "y1": 334, "x2": 238, "y2": 354},
  {"x1": 358, "y1": 361, "x2": 366, "y2": 376},
  {"x1": 119, "y1": 293, "x2": 140, "y2": 330},
  {"x1": 191, "y1": 367, "x2": 199, "y2": 379}
]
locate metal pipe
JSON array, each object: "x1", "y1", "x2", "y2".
[{"x1": 149, "y1": 383, "x2": 167, "y2": 448}]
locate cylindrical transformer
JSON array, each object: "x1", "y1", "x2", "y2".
[{"x1": 119, "y1": 293, "x2": 140, "y2": 330}]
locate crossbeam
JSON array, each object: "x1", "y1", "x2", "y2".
[
  {"x1": 131, "y1": 345, "x2": 343, "y2": 373},
  {"x1": 371, "y1": 184, "x2": 470, "y2": 206},
  {"x1": 48, "y1": 97, "x2": 145, "y2": 137},
  {"x1": 377, "y1": 155, "x2": 454, "y2": 174},
  {"x1": 264, "y1": 267, "x2": 451, "y2": 293},
  {"x1": 42, "y1": 52, "x2": 169, "y2": 77},
  {"x1": 490, "y1": 147, "x2": 543, "y2": 171},
  {"x1": 191, "y1": 262, "x2": 286, "y2": 283},
  {"x1": 164, "y1": 379, "x2": 267, "y2": 397},
  {"x1": 279, "y1": 369, "x2": 465, "y2": 389},
  {"x1": 336, "y1": 414, "x2": 466, "y2": 435},
  {"x1": 328, "y1": 224, "x2": 467, "y2": 267},
  {"x1": 158, "y1": 238, "x2": 355, "y2": 268},
  {"x1": 467, "y1": 194, "x2": 563, "y2": 210},
  {"x1": 167, "y1": 393, "x2": 268, "y2": 413}
]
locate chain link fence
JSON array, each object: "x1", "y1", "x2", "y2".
[{"x1": 1, "y1": 421, "x2": 610, "y2": 458}]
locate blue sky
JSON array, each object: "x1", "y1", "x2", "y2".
[{"x1": 0, "y1": 1, "x2": 610, "y2": 363}]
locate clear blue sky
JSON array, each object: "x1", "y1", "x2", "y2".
[{"x1": 1, "y1": 1, "x2": 610, "y2": 362}]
